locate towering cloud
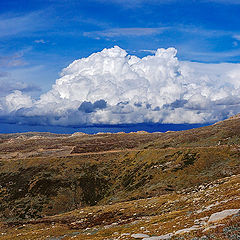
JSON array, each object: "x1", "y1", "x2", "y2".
[
  {"x1": 1, "y1": 46, "x2": 240, "y2": 126},
  {"x1": 2, "y1": 90, "x2": 33, "y2": 112}
]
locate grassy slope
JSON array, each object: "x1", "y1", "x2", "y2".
[
  {"x1": 1, "y1": 174, "x2": 239, "y2": 239},
  {"x1": 0, "y1": 116, "x2": 240, "y2": 239}
]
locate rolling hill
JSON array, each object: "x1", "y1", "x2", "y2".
[{"x1": 0, "y1": 115, "x2": 240, "y2": 239}]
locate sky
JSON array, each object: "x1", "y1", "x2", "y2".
[{"x1": 0, "y1": 0, "x2": 240, "y2": 128}]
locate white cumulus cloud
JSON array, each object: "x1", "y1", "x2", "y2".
[
  {"x1": 1, "y1": 46, "x2": 240, "y2": 126},
  {"x1": 3, "y1": 90, "x2": 33, "y2": 112}
]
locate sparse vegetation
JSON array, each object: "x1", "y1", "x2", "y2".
[{"x1": 0, "y1": 116, "x2": 240, "y2": 239}]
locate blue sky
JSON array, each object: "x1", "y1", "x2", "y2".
[
  {"x1": 1, "y1": 0, "x2": 240, "y2": 93},
  {"x1": 0, "y1": 0, "x2": 240, "y2": 129}
]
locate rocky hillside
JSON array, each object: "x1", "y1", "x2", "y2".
[
  {"x1": 1, "y1": 174, "x2": 239, "y2": 239},
  {"x1": 0, "y1": 115, "x2": 240, "y2": 239}
]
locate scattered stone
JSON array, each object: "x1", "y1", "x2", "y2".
[
  {"x1": 143, "y1": 233, "x2": 173, "y2": 240},
  {"x1": 175, "y1": 225, "x2": 200, "y2": 235},
  {"x1": 202, "y1": 224, "x2": 224, "y2": 232},
  {"x1": 131, "y1": 233, "x2": 150, "y2": 238},
  {"x1": 121, "y1": 233, "x2": 130, "y2": 236},
  {"x1": 208, "y1": 209, "x2": 240, "y2": 223}
]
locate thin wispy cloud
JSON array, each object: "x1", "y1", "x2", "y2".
[
  {"x1": 48, "y1": 0, "x2": 240, "y2": 5},
  {"x1": 0, "y1": 11, "x2": 49, "y2": 38},
  {"x1": 84, "y1": 27, "x2": 169, "y2": 38},
  {"x1": 0, "y1": 53, "x2": 26, "y2": 67},
  {"x1": 233, "y1": 35, "x2": 240, "y2": 41},
  {"x1": 187, "y1": 49, "x2": 240, "y2": 60},
  {"x1": 176, "y1": 41, "x2": 240, "y2": 63},
  {"x1": 178, "y1": 26, "x2": 229, "y2": 37},
  {"x1": 34, "y1": 39, "x2": 47, "y2": 44},
  {"x1": 95, "y1": 0, "x2": 240, "y2": 7},
  {"x1": 0, "y1": 47, "x2": 32, "y2": 67},
  {"x1": 139, "y1": 49, "x2": 157, "y2": 54},
  {"x1": 83, "y1": 23, "x2": 240, "y2": 41},
  {"x1": 205, "y1": 0, "x2": 240, "y2": 4},
  {"x1": 94, "y1": 0, "x2": 177, "y2": 6}
]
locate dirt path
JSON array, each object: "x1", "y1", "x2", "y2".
[
  {"x1": 69, "y1": 148, "x2": 140, "y2": 156},
  {"x1": 69, "y1": 144, "x2": 237, "y2": 157}
]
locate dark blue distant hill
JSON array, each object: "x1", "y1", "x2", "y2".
[{"x1": 0, "y1": 122, "x2": 210, "y2": 134}]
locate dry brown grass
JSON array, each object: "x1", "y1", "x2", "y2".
[
  {"x1": 0, "y1": 116, "x2": 240, "y2": 239},
  {"x1": 1, "y1": 174, "x2": 239, "y2": 239}
]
